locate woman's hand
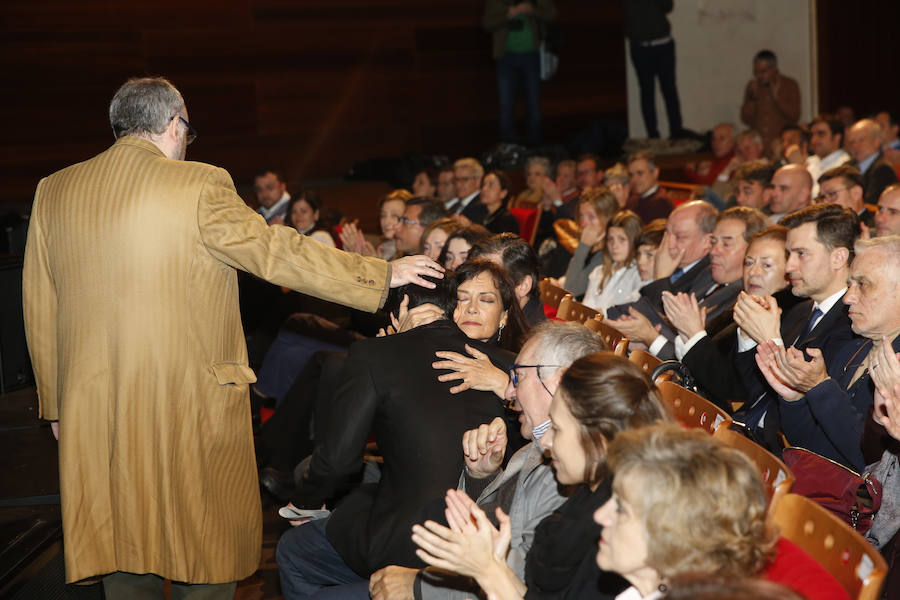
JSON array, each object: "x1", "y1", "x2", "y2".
[
  {"x1": 392, "y1": 295, "x2": 445, "y2": 334},
  {"x1": 579, "y1": 223, "x2": 605, "y2": 249},
  {"x1": 733, "y1": 292, "x2": 781, "y2": 344},
  {"x1": 433, "y1": 345, "x2": 509, "y2": 397},
  {"x1": 661, "y1": 291, "x2": 706, "y2": 339},
  {"x1": 339, "y1": 221, "x2": 367, "y2": 254}
]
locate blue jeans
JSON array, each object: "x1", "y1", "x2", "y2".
[
  {"x1": 276, "y1": 518, "x2": 367, "y2": 599},
  {"x1": 496, "y1": 51, "x2": 542, "y2": 145}
]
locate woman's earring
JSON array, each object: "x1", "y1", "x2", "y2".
[{"x1": 498, "y1": 322, "x2": 504, "y2": 341}]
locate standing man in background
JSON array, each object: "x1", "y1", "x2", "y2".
[
  {"x1": 740, "y1": 50, "x2": 801, "y2": 158},
  {"x1": 483, "y1": 0, "x2": 557, "y2": 146},
  {"x1": 23, "y1": 76, "x2": 441, "y2": 599},
  {"x1": 625, "y1": 0, "x2": 684, "y2": 140}
]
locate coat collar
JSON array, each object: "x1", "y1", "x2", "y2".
[{"x1": 113, "y1": 135, "x2": 166, "y2": 157}]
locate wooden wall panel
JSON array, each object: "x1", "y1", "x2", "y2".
[{"x1": 1, "y1": 0, "x2": 627, "y2": 213}]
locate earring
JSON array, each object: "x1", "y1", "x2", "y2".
[{"x1": 498, "y1": 322, "x2": 504, "y2": 341}]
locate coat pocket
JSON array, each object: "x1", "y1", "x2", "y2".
[{"x1": 210, "y1": 362, "x2": 258, "y2": 386}]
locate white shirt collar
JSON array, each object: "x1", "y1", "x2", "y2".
[
  {"x1": 640, "y1": 184, "x2": 659, "y2": 199},
  {"x1": 258, "y1": 191, "x2": 290, "y2": 220},
  {"x1": 814, "y1": 286, "x2": 848, "y2": 315}
]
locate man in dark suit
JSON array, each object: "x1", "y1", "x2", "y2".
[
  {"x1": 757, "y1": 236, "x2": 900, "y2": 470},
  {"x1": 818, "y1": 164, "x2": 876, "y2": 228},
  {"x1": 847, "y1": 118, "x2": 899, "y2": 206},
  {"x1": 275, "y1": 276, "x2": 516, "y2": 598},
  {"x1": 731, "y1": 204, "x2": 860, "y2": 449},
  {"x1": 446, "y1": 157, "x2": 488, "y2": 224},
  {"x1": 625, "y1": 151, "x2": 674, "y2": 222},
  {"x1": 620, "y1": 206, "x2": 768, "y2": 360}
]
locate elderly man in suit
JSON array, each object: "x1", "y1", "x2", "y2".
[
  {"x1": 368, "y1": 321, "x2": 605, "y2": 600},
  {"x1": 446, "y1": 158, "x2": 488, "y2": 225},
  {"x1": 22, "y1": 77, "x2": 440, "y2": 598},
  {"x1": 847, "y1": 118, "x2": 899, "y2": 206}
]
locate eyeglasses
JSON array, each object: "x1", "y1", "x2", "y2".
[
  {"x1": 170, "y1": 115, "x2": 198, "y2": 145},
  {"x1": 399, "y1": 217, "x2": 420, "y2": 226},
  {"x1": 816, "y1": 187, "x2": 849, "y2": 202},
  {"x1": 508, "y1": 363, "x2": 564, "y2": 397}
]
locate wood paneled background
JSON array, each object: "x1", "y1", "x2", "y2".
[{"x1": 1, "y1": 0, "x2": 627, "y2": 212}]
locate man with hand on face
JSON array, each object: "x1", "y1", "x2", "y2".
[
  {"x1": 740, "y1": 49, "x2": 801, "y2": 157},
  {"x1": 368, "y1": 322, "x2": 605, "y2": 600},
  {"x1": 606, "y1": 200, "x2": 718, "y2": 333},
  {"x1": 614, "y1": 207, "x2": 766, "y2": 360}
]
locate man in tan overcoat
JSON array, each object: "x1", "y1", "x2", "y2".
[{"x1": 22, "y1": 77, "x2": 441, "y2": 598}]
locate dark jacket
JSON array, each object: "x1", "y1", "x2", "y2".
[
  {"x1": 606, "y1": 255, "x2": 714, "y2": 322},
  {"x1": 484, "y1": 203, "x2": 522, "y2": 235},
  {"x1": 854, "y1": 151, "x2": 899, "y2": 206},
  {"x1": 293, "y1": 320, "x2": 515, "y2": 576},
  {"x1": 448, "y1": 193, "x2": 489, "y2": 225}
]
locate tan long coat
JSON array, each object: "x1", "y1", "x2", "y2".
[{"x1": 22, "y1": 136, "x2": 389, "y2": 584}]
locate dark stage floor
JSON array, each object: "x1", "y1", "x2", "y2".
[{"x1": 0, "y1": 387, "x2": 286, "y2": 599}]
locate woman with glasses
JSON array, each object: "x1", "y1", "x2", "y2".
[{"x1": 411, "y1": 352, "x2": 669, "y2": 599}]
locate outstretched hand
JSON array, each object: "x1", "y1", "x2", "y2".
[{"x1": 390, "y1": 255, "x2": 445, "y2": 289}]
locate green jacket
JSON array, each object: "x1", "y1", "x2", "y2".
[{"x1": 483, "y1": 0, "x2": 558, "y2": 60}]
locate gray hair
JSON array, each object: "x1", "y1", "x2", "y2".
[
  {"x1": 109, "y1": 77, "x2": 185, "y2": 140},
  {"x1": 855, "y1": 235, "x2": 900, "y2": 264},
  {"x1": 528, "y1": 321, "x2": 608, "y2": 373},
  {"x1": 526, "y1": 156, "x2": 552, "y2": 177},
  {"x1": 736, "y1": 129, "x2": 763, "y2": 146},
  {"x1": 453, "y1": 157, "x2": 484, "y2": 179}
]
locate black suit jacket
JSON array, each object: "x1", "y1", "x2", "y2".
[
  {"x1": 733, "y1": 293, "x2": 857, "y2": 449},
  {"x1": 293, "y1": 320, "x2": 515, "y2": 576},
  {"x1": 855, "y1": 152, "x2": 899, "y2": 206},
  {"x1": 652, "y1": 278, "x2": 743, "y2": 360},
  {"x1": 448, "y1": 192, "x2": 488, "y2": 224}
]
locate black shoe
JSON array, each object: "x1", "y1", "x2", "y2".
[{"x1": 260, "y1": 466, "x2": 296, "y2": 502}]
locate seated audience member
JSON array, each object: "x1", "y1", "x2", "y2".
[
  {"x1": 817, "y1": 164, "x2": 876, "y2": 228},
  {"x1": 276, "y1": 263, "x2": 525, "y2": 598},
  {"x1": 593, "y1": 426, "x2": 847, "y2": 600},
  {"x1": 447, "y1": 158, "x2": 488, "y2": 224},
  {"x1": 768, "y1": 163, "x2": 812, "y2": 222},
  {"x1": 412, "y1": 168, "x2": 438, "y2": 198},
  {"x1": 740, "y1": 49, "x2": 801, "y2": 157},
  {"x1": 254, "y1": 168, "x2": 291, "y2": 224},
  {"x1": 438, "y1": 225, "x2": 492, "y2": 270},
  {"x1": 634, "y1": 219, "x2": 666, "y2": 284},
  {"x1": 866, "y1": 344, "x2": 900, "y2": 599},
  {"x1": 395, "y1": 197, "x2": 450, "y2": 256},
  {"x1": 733, "y1": 159, "x2": 775, "y2": 212},
  {"x1": 470, "y1": 233, "x2": 546, "y2": 327},
  {"x1": 340, "y1": 189, "x2": 411, "y2": 260},
  {"x1": 437, "y1": 166, "x2": 457, "y2": 206},
  {"x1": 285, "y1": 191, "x2": 335, "y2": 246},
  {"x1": 805, "y1": 115, "x2": 850, "y2": 197},
  {"x1": 710, "y1": 128, "x2": 768, "y2": 205},
  {"x1": 583, "y1": 210, "x2": 644, "y2": 315},
  {"x1": 576, "y1": 153, "x2": 604, "y2": 191},
  {"x1": 603, "y1": 162, "x2": 630, "y2": 209},
  {"x1": 876, "y1": 109, "x2": 900, "y2": 153},
  {"x1": 561, "y1": 188, "x2": 620, "y2": 299},
  {"x1": 410, "y1": 352, "x2": 670, "y2": 600},
  {"x1": 369, "y1": 321, "x2": 607, "y2": 600},
  {"x1": 835, "y1": 105, "x2": 855, "y2": 130},
  {"x1": 481, "y1": 170, "x2": 521, "y2": 235},
  {"x1": 676, "y1": 226, "x2": 796, "y2": 412},
  {"x1": 847, "y1": 118, "x2": 899, "y2": 206},
  {"x1": 755, "y1": 235, "x2": 900, "y2": 471},
  {"x1": 618, "y1": 207, "x2": 767, "y2": 359},
  {"x1": 685, "y1": 123, "x2": 736, "y2": 186},
  {"x1": 537, "y1": 159, "x2": 580, "y2": 224},
  {"x1": 606, "y1": 200, "x2": 717, "y2": 324},
  {"x1": 625, "y1": 151, "x2": 674, "y2": 222},
  {"x1": 421, "y1": 218, "x2": 460, "y2": 262},
  {"x1": 515, "y1": 156, "x2": 552, "y2": 207},
  {"x1": 876, "y1": 184, "x2": 900, "y2": 237},
  {"x1": 731, "y1": 204, "x2": 859, "y2": 449},
  {"x1": 777, "y1": 124, "x2": 809, "y2": 167}
]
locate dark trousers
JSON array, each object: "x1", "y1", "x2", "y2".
[
  {"x1": 629, "y1": 39, "x2": 683, "y2": 138},
  {"x1": 102, "y1": 572, "x2": 236, "y2": 599},
  {"x1": 496, "y1": 51, "x2": 542, "y2": 145},
  {"x1": 276, "y1": 518, "x2": 367, "y2": 599}
]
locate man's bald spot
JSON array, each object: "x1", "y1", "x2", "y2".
[
  {"x1": 851, "y1": 118, "x2": 882, "y2": 140},
  {"x1": 778, "y1": 163, "x2": 813, "y2": 192}
]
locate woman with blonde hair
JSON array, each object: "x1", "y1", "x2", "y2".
[
  {"x1": 560, "y1": 187, "x2": 620, "y2": 299},
  {"x1": 582, "y1": 210, "x2": 644, "y2": 315}
]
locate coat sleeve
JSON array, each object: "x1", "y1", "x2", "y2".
[
  {"x1": 23, "y1": 180, "x2": 60, "y2": 420},
  {"x1": 563, "y1": 243, "x2": 594, "y2": 298},
  {"x1": 197, "y1": 167, "x2": 390, "y2": 313}
]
